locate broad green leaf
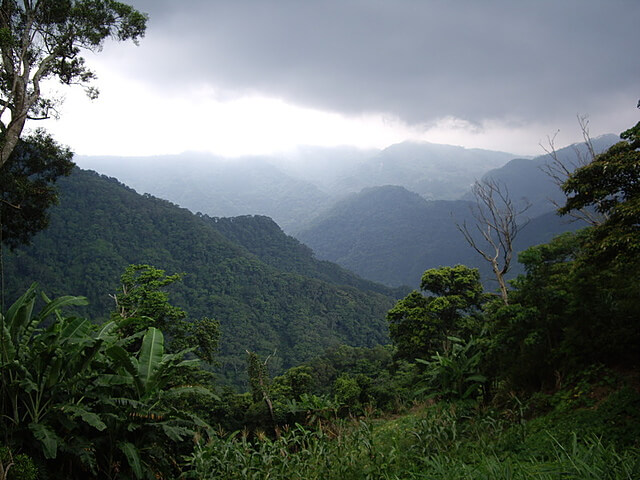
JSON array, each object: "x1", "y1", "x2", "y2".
[
  {"x1": 96, "y1": 320, "x2": 118, "y2": 340},
  {"x1": 45, "y1": 355, "x2": 64, "y2": 388},
  {"x1": 118, "y1": 442, "x2": 142, "y2": 478},
  {"x1": 36, "y1": 294, "x2": 89, "y2": 323},
  {"x1": 106, "y1": 345, "x2": 144, "y2": 396},
  {"x1": 66, "y1": 405, "x2": 107, "y2": 431},
  {"x1": 59, "y1": 317, "x2": 92, "y2": 343},
  {"x1": 106, "y1": 345, "x2": 138, "y2": 376},
  {"x1": 119, "y1": 441, "x2": 143, "y2": 479},
  {"x1": 11, "y1": 295, "x2": 36, "y2": 344},
  {"x1": 138, "y1": 327, "x2": 164, "y2": 389},
  {"x1": 77, "y1": 340, "x2": 104, "y2": 375},
  {"x1": 29, "y1": 422, "x2": 59, "y2": 459},
  {"x1": 4, "y1": 283, "x2": 37, "y2": 333},
  {"x1": 160, "y1": 423, "x2": 192, "y2": 442},
  {"x1": 0, "y1": 323, "x2": 16, "y2": 362},
  {"x1": 95, "y1": 373, "x2": 132, "y2": 387}
]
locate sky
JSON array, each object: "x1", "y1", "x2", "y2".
[{"x1": 40, "y1": 0, "x2": 639, "y2": 158}]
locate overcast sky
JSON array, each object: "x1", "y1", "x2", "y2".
[{"x1": 41, "y1": 0, "x2": 639, "y2": 157}]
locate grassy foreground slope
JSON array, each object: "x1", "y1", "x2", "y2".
[{"x1": 189, "y1": 375, "x2": 640, "y2": 479}]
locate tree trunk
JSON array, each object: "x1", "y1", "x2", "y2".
[{"x1": 0, "y1": 116, "x2": 26, "y2": 168}]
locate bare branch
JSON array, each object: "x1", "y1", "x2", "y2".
[
  {"x1": 539, "y1": 115, "x2": 607, "y2": 226},
  {"x1": 456, "y1": 178, "x2": 530, "y2": 305}
]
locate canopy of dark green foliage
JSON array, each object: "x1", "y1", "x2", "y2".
[
  {"x1": 207, "y1": 214, "x2": 405, "y2": 297},
  {"x1": 559, "y1": 121, "x2": 640, "y2": 262},
  {"x1": 113, "y1": 264, "x2": 186, "y2": 330},
  {"x1": 111, "y1": 264, "x2": 220, "y2": 364},
  {"x1": 0, "y1": 130, "x2": 74, "y2": 249},
  {"x1": 387, "y1": 265, "x2": 485, "y2": 361},
  {"x1": 3, "y1": 169, "x2": 396, "y2": 384},
  {"x1": 486, "y1": 229, "x2": 640, "y2": 390}
]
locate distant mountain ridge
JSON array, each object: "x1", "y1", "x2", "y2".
[
  {"x1": 74, "y1": 154, "x2": 330, "y2": 232},
  {"x1": 294, "y1": 135, "x2": 618, "y2": 288},
  {"x1": 71, "y1": 135, "x2": 619, "y2": 290},
  {"x1": 76, "y1": 141, "x2": 520, "y2": 233},
  {"x1": 476, "y1": 134, "x2": 620, "y2": 217}
]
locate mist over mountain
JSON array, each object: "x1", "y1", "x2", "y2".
[
  {"x1": 327, "y1": 142, "x2": 516, "y2": 200},
  {"x1": 76, "y1": 141, "x2": 519, "y2": 233},
  {"x1": 73, "y1": 135, "x2": 618, "y2": 290},
  {"x1": 294, "y1": 135, "x2": 615, "y2": 288},
  {"x1": 474, "y1": 134, "x2": 620, "y2": 217},
  {"x1": 75, "y1": 154, "x2": 330, "y2": 232}
]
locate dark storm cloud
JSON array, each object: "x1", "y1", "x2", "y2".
[{"x1": 123, "y1": 0, "x2": 639, "y2": 127}]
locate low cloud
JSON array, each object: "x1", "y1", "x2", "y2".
[{"x1": 118, "y1": 0, "x2": 638, "y2": 129}]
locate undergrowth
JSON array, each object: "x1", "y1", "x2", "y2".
[{"x1": 186, "y1": 380, "x2": 640, "y2": 479}]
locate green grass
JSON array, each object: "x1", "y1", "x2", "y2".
[{"x1": 185, "y1": 386, "x2": 640, "y2": 479}]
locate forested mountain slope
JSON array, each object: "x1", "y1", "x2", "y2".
[
  {"x1": 76, "y1": 154, "x2": 330, "y2": 232},
  {"x1": 295, "y1": 185, "x2": 586, "y2": 288},
  {"x1": 296, "y1": 186, "x2": 478, "y2": 286},
  {"x1": 2, "y1": 168, "x2": 397, "y2": 382},
  {"x1": 295, "y1": 137, "x2": 616, "y2": 288},
  {"x1": 206, "y1": 214, "x2": 407, "y2": 297}
]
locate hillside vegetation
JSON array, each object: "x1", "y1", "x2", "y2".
[{"x1": 3, "y1": 169, "x2": 398, "y2": 382}]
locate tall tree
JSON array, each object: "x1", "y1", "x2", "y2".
[
  {"x1": 387, "y1": 265, "x2": 485, "y2": 360},
  {"x1": 0, "y1": 0, "x2": 147, "y2": 166},
  {"x1": 457, "y1": 179, "x2": 529, "y2": 304},
  {"x1": 559, "y1": 119, "x2": 640, "y2": 262},
  {"x1": 0, "y1": 129, "x2": 73, "y2": 249}
]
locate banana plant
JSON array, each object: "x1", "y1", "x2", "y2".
[
  {"x1": 106, "y1": 327, "x2": 200, "y2": 401},
  {"x1": 103, "y1": 327, "x2": 211, "y2": 479},
  {"x1": 1, "y1": 286, "x2": 213, "y2": 479},
  {"x1": 415, "y1": 335, "x2": 487, "y2": 400},
  {"x1": 0, "y1": 284, "x2": 99, "y2": 458}
]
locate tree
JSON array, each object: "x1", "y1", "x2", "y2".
[
  {"x1": 246, "y1": 350, "x2": 276, "y2": 423},
  {"x1": 457, "y1": 178, "x2": 529, "y2": 304},
  {"x1": 485, "y1": 228, "x2": 640, "y2": 390},
  {"x1": 559, "y1": 120, "x2": 640, "y2": 262},
  {"x1": 0, "y1": 0, "x2": 147, "y2": 166},
  {"x1": 540, "y1": 115, "x2": 607, "y2": 226},
  {"x1": 112, "y1": 264, "x2": 220, "y2": 364},
  {"x1": 0, "y1": 129, "x2": 73, "y2": 248},
  {"x1": 112, "y1": 264, "x2": 187, "y2": 333},
  {"x1": 387, "y1": 265, "x2": 485, "y2": 360}
]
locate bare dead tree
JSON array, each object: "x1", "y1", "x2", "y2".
[
  {"x1": 539, "y1": 115, "x2": 607, "y2": 226},
  {"x1": 457, "y1": 178, "x2": 530, "y2": 305}
]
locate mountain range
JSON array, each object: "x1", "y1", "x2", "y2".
[
  {"x1": 295, "y1": 136, "x2": 617, "y2": 287},
  {"x1": 62, "y1": 135, "x2": 619, "y2": 292},
  {"x1": 76, "y1": 142, "x2": 518, "y2": 233}
]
